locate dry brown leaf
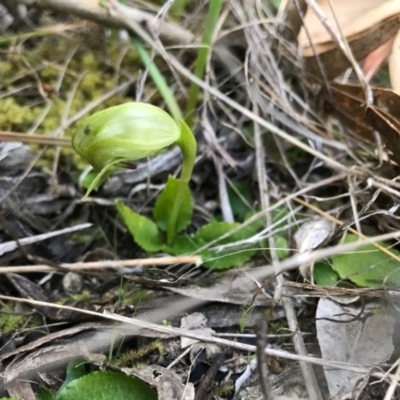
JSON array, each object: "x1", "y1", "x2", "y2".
[
  {"x1": 299, "y1": 0, "x2": 399, "y2": 50},
  {"x1": 316, "y1": 298, "x2": 395, "y2": 399},
  {"x1": 294, "y1": 219, "x2": 335, "y2": 253},
  {"x1": 294, "y1": 219, "x2": 335, "y2": 280},
  {"x1": 363, "y1": 36, "x2": 395, "y2": 79},
  {"x1": 329, "y1": 82, "x2": 400, "y2": 115},
  {"x1": 323, "y1": 82, "x2": 400, "y2": 165},
  {"x1": 298, "y1": 0, "x2": 400, "y2": 81},
  {"x1": 389, "y1": 29, "x2": 400, "y2": 92},
  {"x1": 324, "y1": 84, "x2": 375, "y2": 142},
  {"x1": 304, "y1": 17, "x2": 399, "y2": 80},
  {"x1": 366, "y1": 106, "x2": 400, "y2": 165}
]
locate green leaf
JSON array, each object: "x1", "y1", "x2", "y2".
[
  {"x1": 271, "y1": 0, "x2": 282, "y2": 8},
  {"x1": 244, "y1": 205, "x2": 291, "y2": 233},
  {"x1": 116, "y1": 200, "x2": 164, "y2": 252},
  {"x1": 57, "y1": 371, "x2": 156, "y2": 400},
  {"x1": 195, "y1": 221, "x2": 257, "y2": 270},
  {"x1": 0, "y1": 398, "x2": 22, "y2": 400},
  {"x1": 275, "y1": 235, "x2": 290, "y2": 260},
  {"x1": 164, "y1": 235, "x2": 209, "y2": 257},
  {"x1": 37, "y1": 388, "x2": 56, "y2": 400},
  {"x1": 244, "y1": 209, "x2": 264, "y2": 231},
  {"x1": 80, "y1": 170, "x2": 106, "y2": 192},
  {"x1": 57, "y1": 361, "x2": 87, "y2": 394},
  {"x1": 166, "y1": 121, "x2": 196, "y2": 245},
  {"x1": 271, "y1": 206, "x2": 291, "y2": 232},
  {"x1": 227, "y1": 181, "x2": 252, "y2": 221},
  {"x1": 314, "y1": 261, "x2": 340, "y2": 286},
  {"x1": 243, "y1": 207, "x2": 291, "y2": 260},
  {"x1": 332, "y1": 234, "x2": 400, "y2": 287},
  {"x1": 154, "y1": 176, "x2": 193, "y2": 233}
]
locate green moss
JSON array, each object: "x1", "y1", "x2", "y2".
[
  {"x1": 69, "y1": 227, "x2": 103, "y2": 243},
  {"x1": 121, "y1": 289, "x2": 150, "y2": 307},
  {"x1": 210, "y1": 383, "x2": 235, "y2": 399},
  {"x1": 239, "y1": 305, "x2": 255, "y2": 333},
  {"x1": 268, "y1": 320, "x2": 289, "y2": 345},
  {"x1": 58, "y1": 289, "x2": 91, "y2": 305},
  {"x1": 0, "y1": 303, "x2": 27, "y2": 333},
  {"x1": 115, "y1": 340, "x2": 165, "y2": 367},
  {"x1": 0, "y1": 33, "x2": 141, "y2": 170}
]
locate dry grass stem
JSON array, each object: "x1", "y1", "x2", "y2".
[{"x1": 0, "y1": 255, "x2": 202, "y2": 274}]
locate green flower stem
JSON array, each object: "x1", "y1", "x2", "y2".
[
  {"x1": 129, "y1": 37, "x2": 196, "y2": 244},
  {"x1": 83, "y1": 159, "x2": 121, "y2": 199},
  {"x1": 185, "y1": 0, "x2": 223, "y2": 128},
  {"x1": 167, "y1": 121, "x2": 197, "y2": 245},
  {"x1": 131, "y1": 37, "x2": 182, "y2": 122},
  {"x1": 167, "y1": 180, "x2": 188, "y2": 245},
  {"x1": 176, "y1": 121, "x2": 197, "y2": 183}
]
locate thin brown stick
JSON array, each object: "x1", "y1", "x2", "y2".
[
  {"x1": 255, "y1": 320, "x2": 274, "y2": 400},
  {"x1": 283, "y1": 281, "x2": 400, "y2": 300},
  {"x1": 0, "y1": 131, "x2": 71, "y2": 146},
  {"x1": 194, "y1": 353, "x2": 225, "y2": 400},
  {"x1": 15, "y1": 0, "x2": 195, "y2": 46},
  {"x1": 0, "y1": 256, "x2": 202, "y2": 274}
]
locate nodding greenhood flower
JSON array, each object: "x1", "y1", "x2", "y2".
[
  {"x1": 72, "y1": 102, "x2": 197, "y2": 213},
  {"x1": 72, "y1": 102, "x2": 180, "y2": 173}
]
